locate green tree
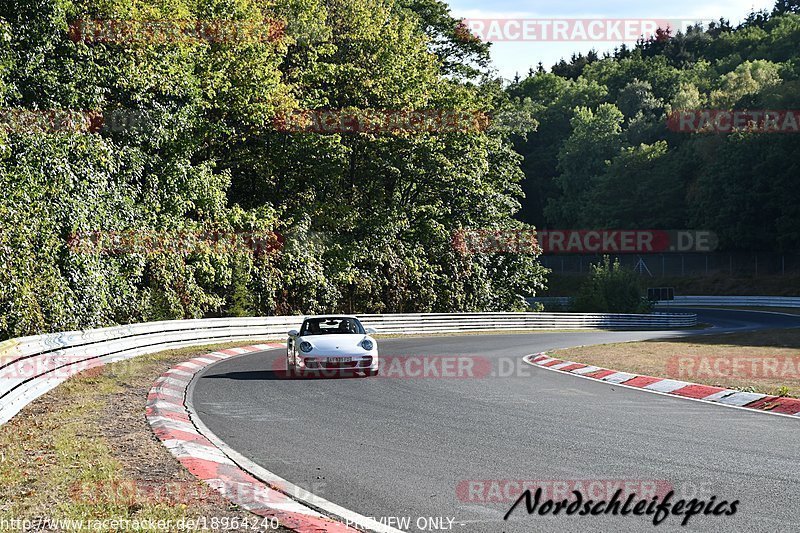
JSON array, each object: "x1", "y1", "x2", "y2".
[
  {"x1": 0, "y1": 0, "x2": 549, "y2": 339},
  {"x1": 616, "y1": 79, "x2": 663, "y2": 119},
  {"x1": 545, "y1": 103, "x2": 624, "y2": 226},
  {"x1": 588, "y1": 141, "x2": 687, "y2": 228},
  {"x1": 710, "y1": 59, "x2": 782, "y2": 107},
  {"x1": 572, "y1": 257, "x2": 651, "y2": 313}
]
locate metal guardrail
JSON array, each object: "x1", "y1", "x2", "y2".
[
  {"x1": 357, "y1": 312, "x2": 696, "y2": 333},
  {"x1": 0, "y1": 312, "x2": 696, "y2": 425},
  {"x1": 656, "y1": 296, "x2": 800, "y2": 308},
  {"x1": 531, "y1": 295, "x2": 800, "y2": 309}
]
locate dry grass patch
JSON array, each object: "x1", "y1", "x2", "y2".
[
  {"x1": 0, "y1": 343, "x2": 291, "y2": 531},
  {"x1": 554, "y1": 328, "x2": 800, "y2": 398}
]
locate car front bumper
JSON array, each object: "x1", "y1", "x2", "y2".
[{"x1": 299, "y1": 354, "x2": 378, "y2": 372}]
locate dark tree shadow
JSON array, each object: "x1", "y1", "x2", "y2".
[
  {"x1": 643, "y1": 327, "x2": 800, "y2": 348},
  {"x1": 202, "y1": 369, "x2": 368, "y2": 381}
]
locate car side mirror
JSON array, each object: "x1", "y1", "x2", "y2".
[
  {"x1": 365, "y1": 327, "x2": 377, "y2": 335},
  {"x1": 288, "y1": 329, "x2": 299, "y2": 337}
]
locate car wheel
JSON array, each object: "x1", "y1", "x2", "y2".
[
  {"x1": 286, "y1": 354, "x2": 297, "y2": 377},
  {"x1": 364, "y1": 369, "x2": 378, "y2": 377}
]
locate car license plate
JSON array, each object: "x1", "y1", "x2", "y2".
[{"x1": 329, "y1": 357, "x2": 351, "y2": 363}]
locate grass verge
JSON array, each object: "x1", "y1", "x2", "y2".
[
  {"x1": 0, "y1": 343, "x2": 291, "y2": 531},
  {"x1": 553, "y1": 328, "x2": 800, "y2": 398}
]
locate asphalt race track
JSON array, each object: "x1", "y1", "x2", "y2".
[{"x1": 191, "y1": 309, "x2": 800, "y2": 533}]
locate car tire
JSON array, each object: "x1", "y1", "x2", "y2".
[
  {"x1": 286, "y1": 355, "x2": 297, "y2": 378},
  {"x1": 364, "y1": 369, "x2": 378, "y2": 377}
]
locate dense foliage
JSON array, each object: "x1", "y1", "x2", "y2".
[
  {"x1": 509, "y1": 1, "x2": 800, "y2": 253},
  {"x1": 0, "y1": 0, "x2": 547, "y2": 338},
  {"x1": 572, "y1": 257, "x2": 651, "y2": 314}
]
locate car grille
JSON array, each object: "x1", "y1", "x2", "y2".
[{"x1": 304, "y1": 356, "x2": 372, "y2": 370}]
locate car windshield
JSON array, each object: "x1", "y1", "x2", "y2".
[{"x1": 300, "y1": 317, "x2": 365, "y2": 336}]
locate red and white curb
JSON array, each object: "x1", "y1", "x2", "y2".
[
  {"x1": 524, "y1": 352, "x2": 800, "y2": 419},
  {"x1": 147, "y1": 344, "x2": 401, "y2": 533}
]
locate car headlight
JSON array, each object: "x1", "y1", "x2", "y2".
[
  {"x1": 361, "y1": 339, "x2": 374, "y2": 351},
  {"x1": 299, "y1": 341, "x2": 313, "y2": 353}
]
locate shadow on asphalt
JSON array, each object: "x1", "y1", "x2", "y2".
[
  {"x1": 202, "y1": 370, "x2": 368, "y2": 381},
  {"x1": 645, "y1": 326, "x2": 800, "y2": 347}
]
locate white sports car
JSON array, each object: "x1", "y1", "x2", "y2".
[{"x1": 287, "y1": 316, "x2": 379, "y2": 376}]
